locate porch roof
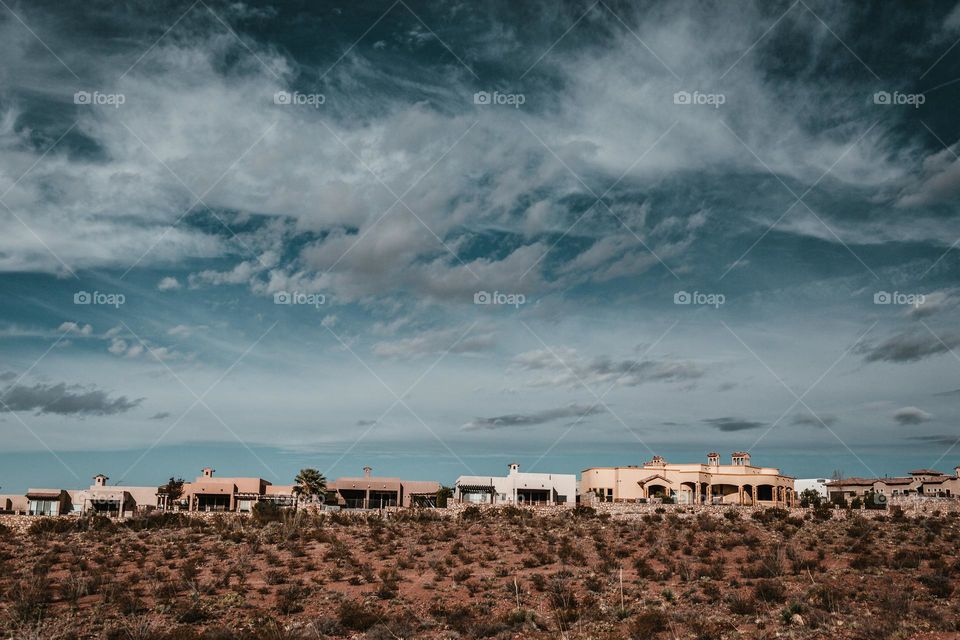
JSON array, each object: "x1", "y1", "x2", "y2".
[
  {"x1": 25, "y1": 489, "x2": 63, "y2": 499},
  {"x1": 457, "y1": 484, "x2": 495, "y2": 492}
]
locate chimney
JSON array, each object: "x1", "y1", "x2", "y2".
[
  {"x1": 93, "y1": 474, "x2": 108, "y2": 487},
  {"x1": 731, "y1": 452, "x2": 750, "y2": 466},
  {"x1": 508, "y1": 463, "x2": 519, "y2": 475},
  {"x1": 201, "y1": 467, "x2": 214, "y2": 478},
  {"x1": 363, "y1": 466, "x2": 372, "y2": 478},
  {"x1": 955, "y1": 465, "x2": 960, "y2": 478},
  {"x1": 707, "y1": 452, "x2": 720, "y2": 466}
]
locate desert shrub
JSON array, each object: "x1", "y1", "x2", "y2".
[
  {"x1": 633, "y1": 556, "x2": 657, "y2": 579},
  {"x1": 8, "y1": 576, "x2": 52, "y2": 622},
  {"x1": 850, "y1": 551, "x2": 882, "y2": 570},
  {"x1": 547, "y1": 571, "x2": 579, "y2": 624},
  {"x1": 753, "y1": 579, "x2": 786, "y2": 603},
  {"x1": 572, "y1": 505, "x2": 596, "y2": 518},
  {"x1": 752, "y1": 508, "x2": 789, "y2": 524},
  {"x1": 628, "y1": 609, "x2": 668, "y2": 638},
  {"x1": 265, "y1": 569, "x2": 289, "y2": 585},
  {"x1": 124, "y1": 513, "x2": 207, "y2": 531},
  {"x1": 276, "y1": 583, "x2": 309, "y2": 614},
  {"x1": 846, "y1": 515, "x2": 872, "y2": 538},
  {"x1": 812, "y1": 503, "x2": 833, "y2": 521},
  {"x1": 252, "y1": 501, "x2": 284, "y2": 525},
  {"x1": 175, "y1": 596, "x2": 208, "y2": 623},
  {"x1": 728, "y1": 592, "x2": 757, "y2": 615},
  {"x1": 891, "y1": 549, "x2": 921, "y2": 569},
  {"x1": 920, "y1": 573, "x2": 953, "y2": 598},
  {"x1": 810, "y1": 583, "x2": 843, "y2": 612},
  {"x1": 461, "y1": 506, "x2": 483, "y2": 521},
  {"x1": 376, "y1": 568, "x2": 400, "y2": 599},
  {"x1": 28, "y1": 515, "x2": 113, "y2": 536},
  {"x1": 723, "y1": 509, "x2": 740, "y2": 522},
  {"x1": 338, "y1": 600, "x2": 381, "y2": 631}
]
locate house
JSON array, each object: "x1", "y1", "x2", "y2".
[
  {"x1": 580, "y1": 452, "x2": 796, "y2": 506},
  {"x1": 328, "y1": 466, "x2": 440, "y2": 509},
  {"x1": 794, "y1": 478, "x2": 829, "y2": 499},
  {"x1": 455, "y1": 463, "x2": 577, "y2": 506},
  {"x1": 179, "y1": 467, "x2": 296, "y2": 512},
  {"x1": 73, "y1": 474, "x2": 160, "y2": 517},
  {"x1": 0, "y1": 494, "x2": 28, "y2": 514},
  {"x1": 25, "y1": 489, "x2": 72, "y2": 515},
  {"x1": 826, "y1": 466, "x2": 960, "y2": 502}
]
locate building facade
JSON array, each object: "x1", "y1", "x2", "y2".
[
  {"x1": 328, "y1": 466, "x2": 440, "y2": 508},
  {"x1": 455, "y1": 463, "x2": 577, "y2": 506},
  {"x1": 177, "y1": 468, "x2": 296, "y2": 512},
  {"x1": 581, "y1": 452, "x2": 795, "y2": 506},
  {"x1": 794, "y1": 478, "x2": 829, "y2": 499},
  {"x1": 74, "y1": 474, "x2": 161, "y2": 516},
  {"x1": 826, "y1": 467, "x2": 960, "y2": 502}
]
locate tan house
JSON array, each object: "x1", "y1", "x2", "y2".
[
  {"x1": 329, "y1": 466, "x2": 440, "y2": 508},
  {"x1": 0, "y1": 494, "x2": 28, "y2": 514},
  {"x1": 826, "y1": 467, "x2": 960, "y2": 502},
  {"x1": 175, "y1": 467, "x2": 296, "y2": 512},
  {"x1": 24, "y1": 489, "x2": 72, "y2": 515},
  {"x1": 74, "y1": 474, "x2": 160, "y2": 517},
  {"x1": 581, "y1": 452, "x2": 795, "y2": 506}
]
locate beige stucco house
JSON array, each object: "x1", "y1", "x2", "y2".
[
  {"x1": 581, "y1": 452, "x2": 795, "y2": 506},
  {"x1": 826, "y1": 467, "x2": 960, "y2": 502},
  {"x1": 74, "y1": 474, "x2": 160, "y2": 516},
  {"x1": 0, "y1": 494, "x2": 28, "y2": 514},
  {"x1": 177, "y1": 467, "x2": 296, "y2": 512},
  {"x1": 329, "y1": 466, "x2": 440, "y2": 508}
]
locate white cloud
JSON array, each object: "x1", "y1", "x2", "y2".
[
  {"x1": 157, "y1": 276, "x2": 181, "y2": 291},
  {"x1": 58, "y1": 322, "x2": 93, "y2": 336}
]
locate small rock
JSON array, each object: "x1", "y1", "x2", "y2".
[{"x1": 791, "y1": 614, "x2": 805, "y2": 626}]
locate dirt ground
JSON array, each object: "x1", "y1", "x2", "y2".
[{"x1": 1, "y1": 503, "x2": 958, "y2": 640}]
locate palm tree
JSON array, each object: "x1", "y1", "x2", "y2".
[
  {"x1": 436, "y1": 485, "x2": 454, "y2": 508},
  {"x1": 293, "y1": 468, "x2": 327, "y2": 508}
]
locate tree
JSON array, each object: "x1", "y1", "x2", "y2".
[
  {"x1": 798, "y1": 488, "x2": 822, "y2": 508},
  {"x1": 436, "y1": 486, "x2": 453, "y2": 508},
  {"x1": 293, "y1": 468, "x2": 327, "y2": 504},
  {"x1": 159, "y1": 477, "x2": 185, "y2": 509}
]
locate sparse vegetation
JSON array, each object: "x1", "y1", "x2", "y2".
[{"x1": 1, "y1": 504, "x2": 957, "y2": 639}]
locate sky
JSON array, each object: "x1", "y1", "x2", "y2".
[{"x1": 1, "y1": 0, "x2": 960, "y2": 492}]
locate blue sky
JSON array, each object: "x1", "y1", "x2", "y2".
[{"x1": 1, "y1": 0, "x2": 960, "y2": 492}]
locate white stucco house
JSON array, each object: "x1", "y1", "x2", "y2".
[
  {"x1": 455, "y1": 463, "x2": 577, "y2": 506},
  {"x1": 794, "y1": 478, "x2": 829, "y2": 499}
]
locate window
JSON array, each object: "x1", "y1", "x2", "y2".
[{"x1": 28, "y1": 499, "x2": 59, "y2": 516}]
